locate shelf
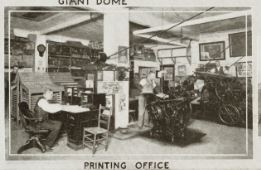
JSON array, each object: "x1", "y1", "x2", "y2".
[
  {"x1": 70, "y1": 66, "x2": 82, "y2": 69},
  {"x1": 48, "y1": 41, "x2": 103, "y2": 73},
  {"x1": 71, "y1": 56, "x2": 84, "y2": 59},
  {"x1": 49, "y1": 56, "x2": 91, "y2": 60},
  {"x1": 71, "y1": 57, "x2": 90, "y2": 60},
  {"x1": 48, "y1": 66, "x2": 70, "y2": 69},
  {"x1": 72, "y1": 76, "x2": 84, "y2": 79},
  {"x1": 49, "y1": 54, "x2": 71, "y2": 58}
]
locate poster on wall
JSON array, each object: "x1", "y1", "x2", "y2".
[
  {"x1": 98, "y1": 81, "x2": 129, "y2": 128},
  {"x1": 97, "y1": 81, "x2": 121, "y2": 94},
  {"x1": 236, "y1": 62, "x2": 252, "y2": 77},
  {"x1": 105, "y1": 95, "x2": 113, "y2": 108},
  {"x1": 114, "y1": 81, "x2": 129, "y2": 128},
  {"x1": 103, "y1": 71, "x2": 115, "y2": 81},
  {"x1": 199, "y1": 41, "x2": 226, "y2": 61}
]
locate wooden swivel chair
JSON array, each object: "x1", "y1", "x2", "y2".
[
  {"x1": 17, "y1": 102, "x2": 50, "y2": 154},
  {"x1": 82, "y1": 104, "x2": 112, "y2": 154}
]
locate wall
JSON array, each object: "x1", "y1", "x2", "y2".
[
  {"x1": 157, "y1": 47, "x2": 193, "y2": 76},
  {"x1": 12, "y1": 28, "x2": 92, "y2": 72},
  {"x1": 35, "y1": 34, "x2": 92, "y2": 72},
  {"x1": 133, "y1": 60, "x2": 160, "y2": 73},
  {"x1": 192, "y1": 28, "x2": 252, "y2": 76},
  {"x1": 157, "y1": 28, "x2": 252, "y2": 77}
]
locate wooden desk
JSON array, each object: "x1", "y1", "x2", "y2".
[
  {"x1": 50, "y1": 107, "x2": 98, "y2": 150},
  {"x1": 66, "y1": 109, "x2": 98, "y2": 150}
]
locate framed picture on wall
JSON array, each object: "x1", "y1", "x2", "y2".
[
  {"x1": 199, "y1": 41, "x2": 225, "y2": 61},
  {"x1": 162, "y1": 65, "x2": 174, "y2": 81},
  {"x1": 229, "y1": 31, "x2": 252, "y2": 57},
  {"x1": 236, "y1": 61, "x2": 252, "y2": 77},
  {"x1": 139, "y1": 67, "x2": 156, "y2": 79},
  {"x1": 118, "y1": 46, "x2": 128, "y2": 64},
  {"x1": 177, "y1": 65, "x2": 186, "y2": 76}
]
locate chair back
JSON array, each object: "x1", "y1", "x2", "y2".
[
  {"x1": 98, "y1": 104, "x2": 112, "y2": 131},
  {"x1": 18, "y1": 102, "x2": 33, "y2": 129}
]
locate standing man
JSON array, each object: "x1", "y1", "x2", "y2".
[
  {"x1": 210, "y1": 61, "x2": 224, "y2": 74},
  {"x1": 138, "y1": 71, "x2": 156, "y2": 128}
]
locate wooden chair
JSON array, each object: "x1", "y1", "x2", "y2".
[
  {"x1": 82, "y1": 104, "x2": 112, "y2": 154},
  {"x1": 17, "y1": 102, "x2": 50, "y2": 154}
]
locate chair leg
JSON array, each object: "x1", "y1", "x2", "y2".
[
  {"x1": 105, "y1": 133, "x2": 109, "y2": 151},
  {"x1": 17, "y1": 136, "x2": 46, "y2": 154},
  {"x1": 17, "y1": 139, "x2": 34, "y2": 154},
  {"x1": 92, "y1": 134, "x2": 96, "y2": 155},
  {"x1": 34, "y1": 137, "x2": 46, "y2": 153}
]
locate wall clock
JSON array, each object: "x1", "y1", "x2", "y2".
[{"x1": 37, "y1": 44, "x2": 46, "y2": 57}]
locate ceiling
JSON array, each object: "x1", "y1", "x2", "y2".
[
  {"x1": 143, "y1": 15, "x2": 252, "y2": 42},
  {"x1": 131, "y1": 7, "x2": 251, "y2": 45},
  {"x1": 184, "y1": 15, "x2": 252, "y2": 34},
  {"x1": 50, "y1": 15, "x2": 104, "y2": 41},
  {"x1": 6, "y1": 7, "x2": 252, "y2": 45},
  {"x1": 12, "y1": 12, "x2": 57, "y2": 22},
  {"x1": 129, "y1": 7, "x2": 250, "y2": 26}
]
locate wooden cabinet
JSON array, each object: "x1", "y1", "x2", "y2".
[{"x1": 12, "y1": 72, "x2": 64, "y2": 125}]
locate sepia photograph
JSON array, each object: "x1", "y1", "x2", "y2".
[{"x1": 3, "y1": 4, "x2": 255, "y2": 166}]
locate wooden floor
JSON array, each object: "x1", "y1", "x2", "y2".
[{"x1": 8, "y1": 118, "x2": 252, "y2": 159}]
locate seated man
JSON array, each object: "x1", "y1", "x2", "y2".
[{"x1": 34, "y1": 88, "x2": 63, "y2": 151}]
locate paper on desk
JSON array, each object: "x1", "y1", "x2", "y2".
[{"x1": 62, "y1": 105, "x2": 90, "y2": 113}]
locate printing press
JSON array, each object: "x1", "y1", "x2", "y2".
[
  {"x1": 146, "y1": 80, "x2": 196, "y2": 143},
  {"x1": 195, "y1": 71, "x2": 252, "y2": 128}
]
